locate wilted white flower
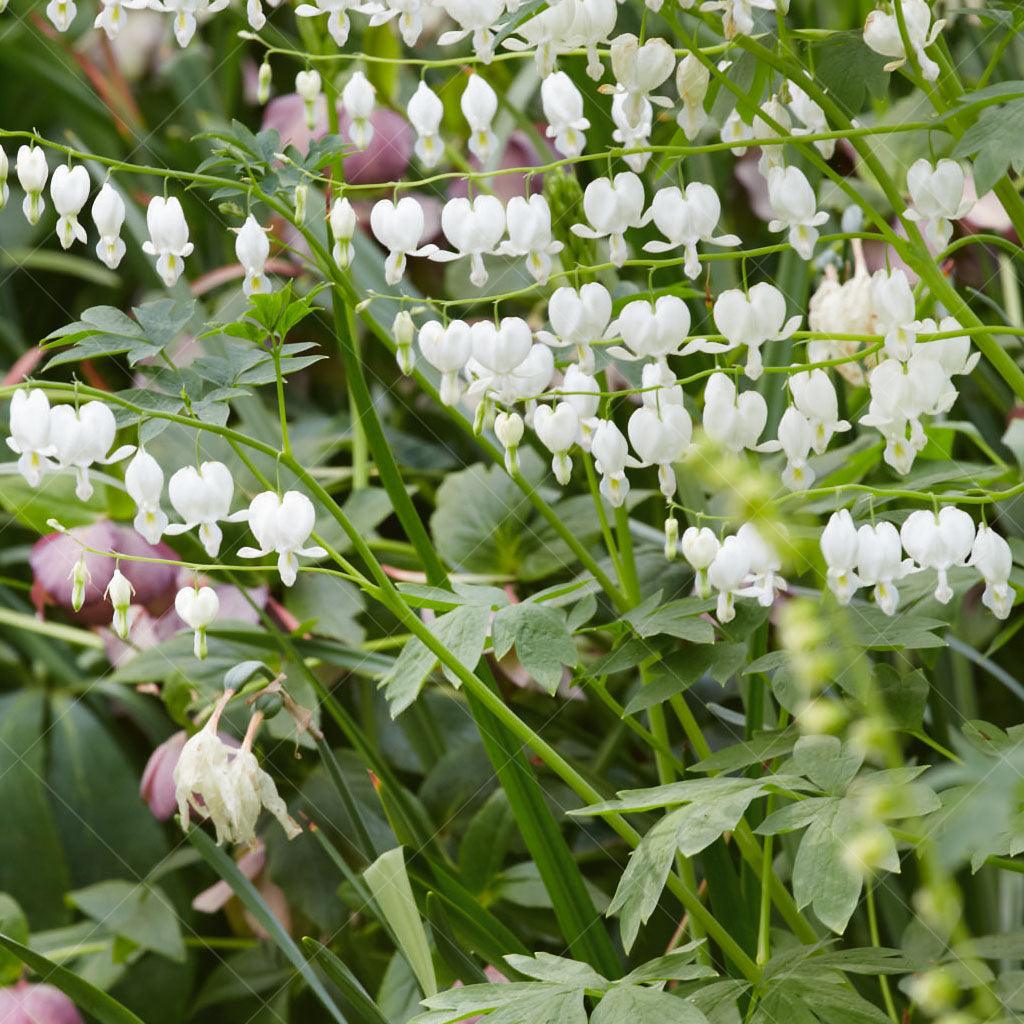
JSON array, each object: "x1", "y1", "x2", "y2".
[
  {"x1": 238, "y1": 491, "x2": 328, "y2": 586},
  {"x1": 125, "y1": 448, "x2": 168, "y2": 545},
  {"x1": 342, "y1": 71, "x2": 376, "y2": 149},
  {"x1": 643, "y1": 182, "x2": 741, "y2": 279},
  {"x1": 165, "y1": 461, "x2": 236, "y2": 556},
  {"x1": 142, "y1": 196, "x2": 194, "y2": 287},
  {"x1": 571, "y1": 171, "x2": 646, "y2": 268},
  {"x1": 16, "y1": 144, "x2": 48, "y2": 226},
  {"x1": 407, "y1": 81, "x2": 445, "y2": 169}
]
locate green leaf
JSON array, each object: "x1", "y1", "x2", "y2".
[
  {"x1": 623, "y1": 593, "x2": 715, "y2": 644},
  {"x1": 690, "y1": 729, "x2": 799, "y2": 774},
  {"x1": 0, "y1": 895, "x2": 28, "y2": 984},
  {"x1": 303, "y1": 939, "x2": 393, "y2": 1024},
  {"x1": 503, "y1": 952, "x2": 607, "y2": 989},
  {"x1": 953, "y1": 98, "x2": 1024, "y2": 194},
  {"x1": 363, "y1": 848, "x2": 437, "y2": 998},
  {"x1": 68, "y1": 881, "x2": 185, "y2": 963},
  {"x1": 620, "y1": 945, "x2": 714, "y2": 984},
  {"x1": 0, "y1": 933, "x2": 145, "y2": 1024},
  {"x1": 491, "y1": 603, "x2": 577, "y2": 694},
  {"x1": 872, "y1": 664, "x2": 929, "y2": 731},
  {"x1": 623, "y1": 644, "x2": 747, "y2": 715},
  {"x1": 285, "y1": 574, "x2": 366, "y2": 644},
  {"x1": 413, "y1": 982, "x2": 587, "y2": 1024},
  {"x1": 785, "y1": 735, "x2": 864, "y2": 795},
  {"x1": 812, "y1": 34, "x2": 889, "y2": 113},
  {"x1": 592, "y1": 985, "x2": 709, "y2": 1024}
]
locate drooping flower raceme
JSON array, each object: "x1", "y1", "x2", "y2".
[
  {"x1": 643, "y1": 182, "x2": 740, "y2": 279},
  {"x1": 864, "y1": 0, "x2": 943, "y2": 82},
  {"x1": 165, "y1": 461, "x2": 236, "y2": 557},
  {"x1": 176, "y1": 585, "x2": 220, "y2": 660},
  {"x1": 571, "y1": 171, "x2": 646, "y2": 268},
  {"x1": 901, "y1": 506, "x2": 975, "y2": 605},
  {"x1": 342, "y1": 71, "x2": 376, "y2": 149},
  {"x1": 767, "y1": 165, "x2": 828, "y2": 260},
  {"x1": 370, "y1": 197, "x2": 437, "y2": 286},
  {"x1": 6, "y1": 389, "x2": 53, "y2": 487},
  {"x1": 418, "y1": 320, "x2": 473, "y2": 406},
  {"x1": 125, "y1": 449, "x2": 168, "y2": 545},
  {"x1": 820, "y1": 510, "x2": 861, "y2": 605},
  {"x1": 687, "y1": 283, "x2": 801, "y2": 380},
  {"x1": 238, "y1": 490, "x2": 327, "y2": 587},
  {"x1": 904, "y1": 158, "x2": 972, "y2": 250},
  {"x1": 49, "y1": 400, "x2": 135, "y2": 501},
  {"x1": 541, "y1": 71, "x2": 589, "y2": 158},
  {"x1": 235, "y1": 215, "x2": 271, "y2": 296},
  {"x1": 433, "y1": 195, "x2": 506, "y2": 288},
  {"x1": 92, "y1": 182, "x2": 126, "y2": 270},
  {"x1": 16, "y1": 144, "x2": 48, "y2": 226},
  {"x1": 461, "y1": 73, "x2": 498, "y2": 164},
  {"x1": 49, "y1": 163, "x2": 90, "y2": 249},
  {"x1": 969, "y1": 526, "x2": 1014, "y2": 620},
  {"x1": 536, "y1": 283, "x2": 612, "y2": 373},
  {"x1": 407, "y1": 81, "x2": 445, "y2": 169},
  {"x1": 498, "y1": 195, "x2": 564, "y2": 286},
  {"x1": 142, "y1": 196, "x2": 194, "y2": 288}
]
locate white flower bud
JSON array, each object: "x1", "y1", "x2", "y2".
[
  {"x1": 295, "y1": 69, "x2": 322, "y2": 131},
  {"x1": 294, "y1": 183, "x2": 307, "y2": 224},
  {"x1": 494, "y1": 411, "x2": 524, "y2": 475},
  {"x1": 393, "y1": 310, "x2": 416, "y2": 375},
  {"x1": 175, "y1": 585, "x2": 220, "y2": 660},
  {"x1": 257, "y1": 60, "x2": 272, "y2": 104},
  {"x1": 105, "y1": 567, "x2": 134, "y2": 640},
  {"x1": 92, "y1": 183, "x2": 126, "y2": 269},
  {"x1": 342, "y1": 71, "x2": 376, "y2": 150},
  {"x1": 142, "y1": 196, "x2": 193, "y2": 288},
  {"x1": 70, "y1": 554, "x2": 90, "y2": 613},
  {"x1": 330, "y1": 195, "x2": 356, "y2": 267},
  {"x1": 17, "y1": 144, "x2": 48, "y2": 226},
  {"x1": 664, "y1": 516, "x2": 679, "y2": 561}
]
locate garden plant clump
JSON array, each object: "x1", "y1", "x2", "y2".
[{"x1": 1, "y1": 0, "x2": 1024, "y2": 1022}]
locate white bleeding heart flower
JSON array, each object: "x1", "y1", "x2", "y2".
[
  {"x1": 17, "y1": 144, "x2": 48, "y2": 226},
  {"x1": 628, "y1": 401, "x2": 692, "y2": 497},
  {"x1": 370, "y1": 197, "x2": 437, "y2": 285},
  {"x1": 295, "y1": 0, "x2": 358, "y2": 46},
  {"x1": 565, "y1": 0, "x2": 619, "y2": 80},
  {"x1": 433, "y1": 195, "x2": 506, "y2": 288},
  {"x1": 807, "y1": 250, "x2": 876, "y2": 387},
  {"x1": 608, "y1": 33, "x2": 675, "y2": 118},
  {"x1": 643, "y1": 182, "x2": 740, "y2": 279},
  {"x1": 165, "y1": 461, "x2": 236, "y2": 557},
  {"x1": 6, "y1": 389, "x2": 54, "y2": 486},
  {"x1": 750, "y1": 94, "x2": 793, "y2": 176},
  {"x1": 49, "y1": 401, "x2": 135, "y2": 501},
  {"x1": 675, "y1": 55, "x2": 710, "y2": 140},
  {"x1": 466, "y1": 344, "x2": 554, "y2": 406},
  {"x1": 611, "y1": 92, "x2": 654, "y2": 172},
  {"x1": 905, "y1": 158, "x2": 972, "y2": 250},
  {"x1": 901, "y1": 506, "x2": 975, "y2": 605},
  {"x1": 366, "y1": 0, "x2": 430, "y2": 47},
  {"x1": 471, "y1": 317, "x2": 533, "y2": 376},
  {"x1": 393, "y1": 309, "x2": 416, "y2": 375},
  {"x1": 608, "y1": 295, "x2": 692, "y2": 363},
  {"x1": 407, "y1": 81, "x2": 445, "y2": 169},
  {"x1": 142, "y1": 196, "x2": 194, "y2": 287},
  {"x1": 721, "y1": 108, "x2": 755, "y2": 155},
  {"x1": 466, "y1": 318, "x2": 554, "y2": 405},
  {"x1": 92, "y1": 182, "x2": 126, "y2": 270},
  {"x1": 502, "y1": 0, "x2": 578, "y2": 78},
  {"x1": 461, "y1": 74, "x2": 499, "y2": 164},
  {"x1": 295, "y1": 70, "x2": 322, "y2": 131},
  {"x1": 50, "y1": 164, "x2": 90, "y2": 249},
  {"x1": 736, "y1": 521, "x2": 787, "y2": 607},
  {"x1": 969, "y1": 525, "x2": 1014, "y2": 620},
  {"x1": 125, "y1": 449, "x2": 168, "y2": 545},
  {"x1": 155, "y1": 0, "x2": 229, "y2": 47},
  {"x1": 437, "y1": 0, "x2": 507, "y2": 63},
  {"x1": 686, "y1": 282, "x2": 801, "y2": 380},
  {"x1": 558, "y1": 365, "x2": 601, "y2": 447},
  {"x1": 498, "y1": 195, "x2": 564, "y2": 285},
  {"x1": 175, "y1": 589, "x2": 219, "y2": 659},
  {"x1": 767, "y1": 165, "x2": 828, "y2": 260},
  {"x1": 707, "y1": 535, "x2": 751, "y2": 623},
  {"x1": 871, "y1": 268, "x2": 918, "y2": 361},
  {"x1": 541, "y1": 71, "x2": 590, "y2": 158},
  {"x1": 330, "y1": 196, "x2": 358, "y2": 269},
  {"x1": 235, "y1": 215, "x2": 272, "y2": 297},
  {"x1": 639, "y1": 360, "x2": 684, "y2": 410},
  {"x1": 864, "y1": 0, "x2": 943, "y2": 82},
  {"x1": 788, "y1": 369, "x2": 850, "y2": 454},
  {"x1": 237, "y1": 490, "x2": 327, "y2": 587},
  {"x1": 591, "y1": 419, "x2": 639, "y2": 507},
  {"x1": 534, "y1": 402, "x2": 580, "y2": 485},
  {"x1": 536, "y1": 283, "x2": 612, "y2": 373},
  {"x1": 342, "y1": 71, "x2": 376, "y2": 150},
  {"x1": 915, "y1": 315, "x2": 980, "y2": 377},
  {"x1": 777, "y1": 406, "x2": 816, "y2": 491},
  {"x1": 857, "y1": 521, "x2": 912, "y2": 616},
  {"x1": 105, "y1": 567, "x2": 134, "y2": 640},
  {"x1": 418, "y1": 320, "x2": 473, "y2": 405},
  {"x1": 494, "y1": 410, "x2": 525, "y2": 475},
  {"x1": 787, "y1": 80, "x2": 834, "y2": 158},
  {"x1": 820, "y1": 509, "x2": 861, "y2": 605},
  {"x1": 682, "y1": 526, "x2": 720, "y2": 598},
  {"x1": 701, "y1": 372, "x2": 780, "y2": 454},
  {"x1": 571, "y1": 172, "x2": 646, "y2": 268},
  {"x1": 45, "y1": 0, "x2": 76, "y2": 30},
  {"x1": 701, "y1": 0, "x2": 776, "y2": 39}
]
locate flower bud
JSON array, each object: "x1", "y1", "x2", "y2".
[
  {"x1": 295, "y1": 69, "x2": 321, "y2": 131},
  {"x1": 330, "y1": 196, "x2": 356, "y2": 267},
  {"x1": 664, "y1": 516, "x2": 679, "y2": 561},
  {"x1": 494, "y1": 411, "x2": 524, "y2": 475},
  {"x1": 253, "y1": 692, "x2": 284, "y2": 718},
  {"x1": 175, "y1": 585, "x2": 220, "y2": 660},
  {"x1": 104, "y1": 567, "x2": 134, "y2": 640},
  {"x1": 393, "y1": 310, "x2": 415, "y2": 375},
  {"x1": 257, "y1": 60, "x2": 272, "y2": 105},
  {"x1": 294, "y1": 184, "x2": 307, "y2": 225},
  {"x1": 70, "y1": 554, "x2": 90, "y2": 612}
]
